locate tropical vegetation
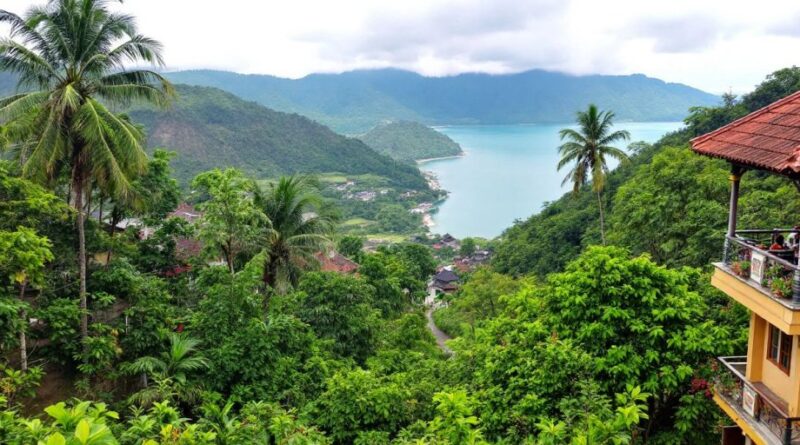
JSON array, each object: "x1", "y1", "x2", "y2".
[{"x1": 1, "y1": 1, "x2": 797, "y2": 444}]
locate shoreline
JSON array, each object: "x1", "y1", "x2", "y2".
[{"x1": 416, "y1": 152, "x2": 465, "y2": 164}]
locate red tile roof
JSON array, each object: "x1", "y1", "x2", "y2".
[
  {"x1": 170, "y1": 203, "x2": 203, "y2": 223},
  {"x1": 691, "y1": 90, "x2": 800, "y2": 176},
  {"x1": 315, "y1": 251, "x2": 359, "y2": 274}
]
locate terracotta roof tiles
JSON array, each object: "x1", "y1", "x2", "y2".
[{"x1": 691, "y1": 90, "x2": 800, "y2": 176}]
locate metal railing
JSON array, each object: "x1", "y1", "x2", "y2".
[
  {"x1": 715, "y1": 356, "x2": 800, "y2": 444},
  {"x1": 723, "y1": 229, "x2": 800, "y2": 304}
]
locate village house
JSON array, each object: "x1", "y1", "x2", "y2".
[
  {"x1": 410, "y1": 202, "x2": 433, "y2": 214},
  {"x1": 346, "y1": 190, "x2": 377, "y2": 201},
  {"x1": 441, "y1": 233, "x2": 460, "y2": 250},
  {"x1": 430, "y1": 268, "x2": 459, "y2": 293}
]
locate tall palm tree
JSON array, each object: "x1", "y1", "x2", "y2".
[
  {"x1": 0, "y1": 0, "x2": 173, "y2": 341},
  {"x1": 255, "y1": 175, "x2": 336, "y2": 297},
  {"x1": 557, "y1": 104, "x2": 630, "y2": 244}
]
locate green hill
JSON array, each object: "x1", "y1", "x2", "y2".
[
  {"x1": 125, "y1": 85, "x2": 429, "y2": 189},
  {"x1": 166, "y1": 69, "x2": 720, "y2": 133},
  {"x1": 357, "y1": 121, "x2": 463, "y2": 162}
]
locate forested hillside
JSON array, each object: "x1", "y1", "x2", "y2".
[
  {"x1": 166, "y1": 69, "x2": 719, "y2": 133},
  {"x1": 127, "y1": 85, "x2": 429, "y2": 189},
  {"x1": 358, "y1": 121, "x2": 463, "y2": 162}
]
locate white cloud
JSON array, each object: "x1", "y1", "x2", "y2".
[{"x1": 3, "y1": 0, "x2": 800, "y2": 93}]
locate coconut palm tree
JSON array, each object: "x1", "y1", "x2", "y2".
[
  {"x1": 255, "y1": 175, "x2": 336, "y2": 297},
  {"x1": 557, "y1": 104, "x2": 630, "y2": 244},
  {"x1": 126, "y1": 333, "x2": 208, "y2": 406},
  {"x1": 0, "y1": 0, "x2": 173, "y2": 341}
]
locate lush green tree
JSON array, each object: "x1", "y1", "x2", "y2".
[
  {"x1": 313, "y1": 368, "x2": 418, "y2": 443},
  {"x1": 684, "y1": 98, "x2": 746, "y2": 137},
  {"x1": 135, "y1": 149, "x2": 181, "y2": 222},
  {"x1": 540, "y1": 246, "x2": 735, "y2": 442},
  {"x1": 557, "y1": 104, "x2": 630, "y2": 244},
  {"x1": 255, "y1": 175, "x2": 336, "y2": 295},
  {"x1": 450, "y1": 319, "x2": 598, "y2": 440},
  {"x1": 296, "y1": 271, "x2": 380, "y2": 363},
  {"x1": 459, "y1": 238, "x2": 477, "y2": 257},
  {"x1": 535, "y1": 385, "x2": 649, "y2": 445},
  {"x1": 741, "y1": 66, "x2": 800, "y2": 110},
  {"x1": 608, "y1": 147, "x2": 729, "y2": 266},
  {"x1": 0, "y1": 0, "x2": 173, "y2": 342},
  {"x1": 189, "y1": 270, "x2": 332, "y2": 405},
  {"x1": 434, "y1": 268, "x2": 521, "y2": 336},
  {"x1": 395, "y1": 244, "x2": 437, "y2": 283},
  {"x1": 126, "y1": 333, "x2": 208, "y2": 407},
  {"x1": 0, "y1": 164, "x2": 71, "y2": 232},
  {"x1": 98, "y1": 149, "x2": 181, "y2": 236},
  {"x1": 358, "y1": 245, "x2": 434, "y2": 314},
  {"x1": 337, "y1": 235, "x2": 364, "y2": 262},
  {"x1": 192, "y1": 168, "x2": 266, "y2": 273},
  {"x1": 0, "y1": 227, "x2": 53, "y2": 370},
  {"x1": 376, "y1": 204, "x2": 421, "y2": 233}
]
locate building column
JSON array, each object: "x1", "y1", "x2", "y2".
[
  {"x1": 745, "y1": 313, "x2": 765, "y2": 382},
  {"x1": 724, "y1": 165, "x2": 744, "y2": 262}
]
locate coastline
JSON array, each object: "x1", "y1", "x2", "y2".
[{"x1": 416, "y1": 152, "x2": 465, "y2": 164}]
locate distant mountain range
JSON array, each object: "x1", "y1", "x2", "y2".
[
  {"x1": 358, "y1": 121, "x2": 463, "y2": 162},
  {"x1": 165, "y1": 69, "x2": 719, "y2": 133}
]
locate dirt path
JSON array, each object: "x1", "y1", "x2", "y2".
[{"x1": 425, "y1": 307, "x2": 453, "y2": 356}]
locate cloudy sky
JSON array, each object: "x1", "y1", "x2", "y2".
[{"x1": 4, "y1": 0, "x2": 800, "y2": 94}]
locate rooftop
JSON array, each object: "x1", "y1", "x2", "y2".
[
  {"x1": 315, "y1": 251, "x2": 359, "y2": 274},
  {"x1": 434, "y1": 269, "x2": 459, "y2": 283},
  {"x1": 691, "y1": 90, "x2": 800, "y2": 177}
]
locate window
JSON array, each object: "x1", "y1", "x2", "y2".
[{"x1": 767, "y1": 324, "x2": 793, "y2": 374}]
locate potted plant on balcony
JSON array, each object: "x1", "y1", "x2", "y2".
[
  {"x1": 731, "y1": 260, "x2": 751, "y2": 278},
  {"x1": 771, "y1": 277, "x2": 791, "y2": 298}
]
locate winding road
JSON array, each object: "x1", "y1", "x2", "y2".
[{"x1": 425, "y1": 306, "x2": 453, "y2": 356}]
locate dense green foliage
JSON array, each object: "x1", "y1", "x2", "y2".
[
  {"x1": 358, "y1": 121, "x2": 463, "y2": 162},
  {"x1": 2, "y1": 3, "x2": 795, "y2": 443},
  {"x1": 0, "y1": 0, "x2": 174, "y2": 345},
  {"x1": 165, "y1": 69, "x2": 718, "y2": 133}
]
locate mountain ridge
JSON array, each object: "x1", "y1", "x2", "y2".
[
  {"x1": 125, "y1": 84, "x2": 429, "y2": 188},
  {"x1": 165, "y1": 68, "x2": 719, "y2": 133}
]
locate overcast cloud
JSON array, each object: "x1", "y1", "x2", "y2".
[{"x1": 3, "y1": 0, "x2": 800, "y2": 94}]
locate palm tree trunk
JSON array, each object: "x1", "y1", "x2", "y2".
[
  {"x1": 225, "y1": 240, "x2": 234, "y2": 274},
  {"x1": 18, "y1": 280, "x2": 28, "y2": 371},
  {"x1": 596, "y1": 190, "x2": 606, "y2": 245},
  {"x1": 74, "y1": 171, "x2": 89, "y2": 343}
]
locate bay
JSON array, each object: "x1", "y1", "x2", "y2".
[{"x1": 421, "y1": 122, "x2": 683, "y2": 239}]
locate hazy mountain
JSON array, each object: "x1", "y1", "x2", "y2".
[
  {"x1": 358, "y1": 121, "x2": 462, "y2": 162},
  {"x1": 165, "y1": 69, "x2": 719, "y2": 133}
]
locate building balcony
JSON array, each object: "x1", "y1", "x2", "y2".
[
  {"x1": 715, "y1": 356, "x2": 800, "y2": 445},
  {"x1": 713, "y1": 231, "x2": 800, "y2": 334}
]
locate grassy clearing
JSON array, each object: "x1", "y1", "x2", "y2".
[
  {"x1": 341, "y1": 218, "x2": 375, "y2": 227},
  {"x1": 366, "y1": 233, "x2": 408, "y2": 243}
]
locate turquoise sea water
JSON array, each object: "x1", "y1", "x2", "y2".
[{"x1": 422, "y1": 122, "x2": 683, "y2": 238}]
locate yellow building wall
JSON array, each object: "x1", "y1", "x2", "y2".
[{"x1": 750, "y1": 314, "x2": 800, "y2": 415}]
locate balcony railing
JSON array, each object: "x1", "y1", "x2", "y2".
[
  {"x1": 715, "y1": 356, "x2": 800, "y2": 445},
  {"x1": 723, "y1": 229, "x2": 800, "y2": 306}
]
